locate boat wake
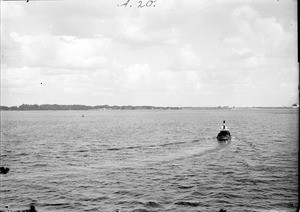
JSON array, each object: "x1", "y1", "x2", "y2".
[{"x1": 140, "y1": 136, "x2": 233, "y2": 165}]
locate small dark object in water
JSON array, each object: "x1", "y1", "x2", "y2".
[
  {"x1": 29, "y1": 204, "x2": 37, "y2": 212},
  {"x1": 4, "y1": 205, "x2": 11, "y2": 212},
  {"x1": 0, "y1": 167, "x2": 10, "y2": 174},
  {"x1": 219, "y1": 209, "x2": 227, "y2": 212}
]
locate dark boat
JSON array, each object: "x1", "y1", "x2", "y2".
[{"x1": 217, "y1": 121, "x2": 231, "y2": 141}]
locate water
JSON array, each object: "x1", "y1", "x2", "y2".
[{"x1": 0, "y1": 109, "x2": 298, "y2": 212}]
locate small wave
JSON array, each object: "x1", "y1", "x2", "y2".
[
  {"x1": 144, "y1": 201, "x2": 160, "y2": 208},
  {"x1": 107, "y1": 148, "x2": 122, "y2": 151},
  {"x1": 211, "y1": 192, "x2": 243, "y2": 200},
  {"x1": 238, "y1": 138, "x2": 259, "y2": 151},
  {"x1": 79, "y1": 196, "x2": 109, "y2": 202},
  {"x1": 127, "y1": 145, "x2": 142, "y2": 149},
  {"x1": 174, "y1": 201, "x2": 200, "y2": 207},
  {"x1": 117, "y1": 200, "x2": 144, "y2": 206},
  {"x1": 42, "y1": 202, "x2": 71, "y2": 207},
  {"x1": 114, "y1": 190, "x2": 141, "y2": 197},
  {"x1": 106, "y1": 139, "x2": 208, "y2": 152},
  {"x1": 75, "y1": 149, "x2": 89, "y2": 153},
  {"x1": 32, "y1": 163, "x2": 48, "y2": 167},
  {"x1": 159, "y1": 141, "x2": 186, "y2": 147},
  {"x1": 215, "y1": 199, "x2": 232, "y2": 204},
  {"x1": 107, "y1": 145, "x2": 142, "y2": 151},
  {"x1": 131, "y1": 209, "x2": 149, "y2": 212},
  {"x1": 114, "y1": 190, "x2": 131, "y2": 195},
  {"x1": 17, "y1": 153, "x2": 30, "y2": 156},
  {"x1": 178, "y1": 185, "x2": 194, "y2": 189}
]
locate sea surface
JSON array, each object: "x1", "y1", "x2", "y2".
[{"x1": 0, "y1": 109, "x2": 298, "y2": 212}]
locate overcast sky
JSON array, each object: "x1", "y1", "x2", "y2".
[{"x1": 1, "y1": 0, "x2": 298, "y2": 107}]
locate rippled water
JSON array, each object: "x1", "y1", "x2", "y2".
[{"x1": 0, "y1": 109, "x2": 298, "y2": 212}]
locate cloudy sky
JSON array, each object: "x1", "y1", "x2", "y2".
[{"x1": 1, "y1": 0, "x2": 298, "y2": 107}]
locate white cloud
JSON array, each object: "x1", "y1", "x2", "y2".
[
  {"x1": 224, "y1": 5, "x2": 295, "y2": 57},
  {"x1": 168, "y1": 44, "x2": 201, "y2": 72},
  {"x1": 8, "y1": 33, "x2": 111, "y2": 70},
  {"x1": 118, "y1": 63, "x2": 152, "y2": 90},
  {"x1": 1, "y1": 1, "x2": 297, "y2": 106}
]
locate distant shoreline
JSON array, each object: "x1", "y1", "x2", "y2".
[{"x1": 0, "y1": 104, "x2": 298, "y2": 111}]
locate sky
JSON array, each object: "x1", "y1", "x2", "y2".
[{"x1": 1, "y1": 0, "x2": 298, "y2": 107}]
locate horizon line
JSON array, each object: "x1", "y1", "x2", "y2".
[{"x1": 0, "y1": 103, "x2": 298, "y2": 108}]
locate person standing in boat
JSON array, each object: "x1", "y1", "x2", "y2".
[{"x1": 221, "y1": 120, "x2": 228, "y2": 130}]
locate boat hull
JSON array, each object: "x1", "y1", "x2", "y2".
[{"x1": 217, "y1": 130, "x2": 231, "y2": 141}]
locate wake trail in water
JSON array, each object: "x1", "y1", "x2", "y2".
[
  {"x1": 77, "y1": 137, "x2": 235, "y2": 170},
  {"x1": 144, "y1": 137, "x2": 233, "y2": 165},
  {"x1": 105, "y1": 138, "x2": 210, "y2": 152}
]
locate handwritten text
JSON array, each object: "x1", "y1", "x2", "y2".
[{"x1": 117, "y1": 0, "x2": 157, "y2": 8}]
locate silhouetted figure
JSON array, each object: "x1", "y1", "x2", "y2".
[
  {"x1": 221, "y1": 120, "x2": 228, "y2": 130},
  {"x1": 219, "y1": 209, "x2": 226, "y2": 212},
  {"x1": 29, "y1": 204, "x2": 37, "y2": 212},
  {"x1": 0, "y1": 167, "x2": 10, "y2": 174}
]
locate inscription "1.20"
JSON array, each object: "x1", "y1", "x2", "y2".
[{"x1": 117, "y1": 0, "x2": 157, "y2": 8}]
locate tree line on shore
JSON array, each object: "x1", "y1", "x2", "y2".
[
  {"x1": 1, "y1": 104, "x2": 297, "y2": 111},
  {"x1": 0, "y1": 104, "x2": 183, "y2": 111}
]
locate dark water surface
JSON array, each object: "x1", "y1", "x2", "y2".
[{"x1": 0, "y1": 109, "x2": 298, "y2": 212}]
